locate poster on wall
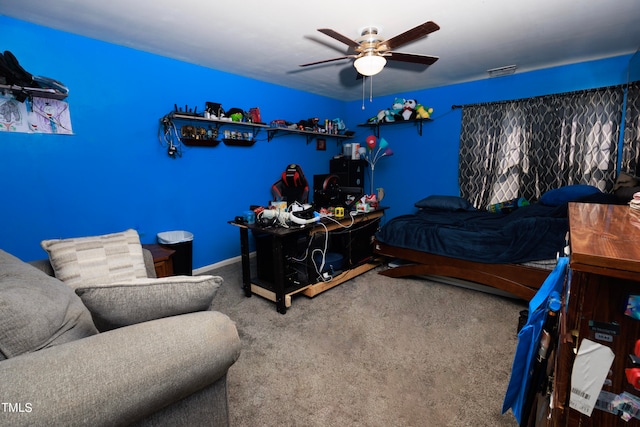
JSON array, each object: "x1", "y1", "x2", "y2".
[{"x1": 0, "y1": 93, "x2": 73, "y2": 134}]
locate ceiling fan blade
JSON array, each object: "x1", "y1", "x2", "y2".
[
  {"x1": 382, "y1": 21, "x2": 440, "y2": 50},
  {"x1": 386, "y1": 52, "x2": 439, "y2": 65},
  {"x1": 317, "y1": 28, "x2": 360, "y2": 48},
  {"x1": 299, "y1": 56, "x2": 352, "y2": 67}
]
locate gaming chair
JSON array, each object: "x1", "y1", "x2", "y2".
[{"x1": 271, "y1": 164, "x2": 309, "y2": 205}]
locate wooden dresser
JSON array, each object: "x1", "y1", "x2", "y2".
[{"x1": 551, "y1": 203, "x2": 640, "y2": 426}]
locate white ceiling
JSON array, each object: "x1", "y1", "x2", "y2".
[{"x1": 2, "y1": 0, "x2": 639, "y2": 101}]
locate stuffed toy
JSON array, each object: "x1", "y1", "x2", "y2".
[
  {"x1": 376, "y1": 97, "x2": 404, "y2": 123},
  {"x1": 226, "y1": 107, "x2": 245, "y2": 122},
  {"x1": 366, "y1": 115, "x2": 379, "y2": 124},
  {"x1": 415, "y1": 103, "x2": 434, "y2": 119},
  {"x1": 332, "y1": 118, "x2": 346, "y2": 133},
  {"x1": 401, "y1": 99, "x2": 417, "y2": 120}
]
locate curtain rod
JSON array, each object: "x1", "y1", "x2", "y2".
[
  {"x1": 451, "y1": 99, "x2": 512, "y2": 110},
  {"x1": 451, "y1": 83, "x2": 627, "y2": 110}
]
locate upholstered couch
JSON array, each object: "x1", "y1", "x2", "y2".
[{"x1": 0, "y1": 229, "x2": 241, "y2": 426}]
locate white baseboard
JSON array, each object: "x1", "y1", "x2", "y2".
[{"x1": 193, "y1": 251, "x2": 255, "y2": 275}]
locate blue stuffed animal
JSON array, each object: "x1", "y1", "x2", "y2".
[{"x1": 376, "y1": 97, "x2": 404, "y2": 123}]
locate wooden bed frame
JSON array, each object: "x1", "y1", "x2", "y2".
[{"x1": 373, "y1": 240, "x2": 551, "y2": 301}]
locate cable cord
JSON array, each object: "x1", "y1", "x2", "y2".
[
  {"x1": 322, "y1": 211, "x2": 357, "y2": 229},
  {"x1": 158, "y1": 115, "x2": 183, "y2": 158},
  {"x1": 311, "y1": 222, "x2": 329, "y2": 279}
]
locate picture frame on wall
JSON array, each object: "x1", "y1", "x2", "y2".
[{"x1": 316, "y1": 138, "x2": 326, "y2": 151}]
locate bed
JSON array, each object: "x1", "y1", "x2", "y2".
[{"x1": 373, "y1": 187, "x2": 617, "y2": 301}]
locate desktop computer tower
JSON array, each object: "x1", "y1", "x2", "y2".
[{"x1": 254, "y1": 231, "x2": 334, "y2": 290}]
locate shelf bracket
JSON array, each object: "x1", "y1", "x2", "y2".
[{"x1": 253, "y1": 127, "x2": 263, "y2": 139}]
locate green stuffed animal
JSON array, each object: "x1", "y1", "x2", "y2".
[{"x1": 415, "y1": 104, "x2": 433, "y2": 119}]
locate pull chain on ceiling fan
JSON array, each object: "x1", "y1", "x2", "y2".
[{"x1": 300, "y1": 20, "x2": 440, "y2": 77}]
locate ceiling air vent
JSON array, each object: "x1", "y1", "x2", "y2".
[{"x1": 487, "y1": 64, "x2": 517, "y2": 78}]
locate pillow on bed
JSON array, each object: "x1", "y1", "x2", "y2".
[
  {"x1": 414, "y1": 195, "x2": 476, "y2": 211},
  {"x1": 539, "y1": 185, "x2": 601, "y2": 206},
  {"x1": 613, "y1": 172, "x2": 638, "y2": 190},
  {"x1": 613, "y1": 172, "x2": 640, "y2": 202}
]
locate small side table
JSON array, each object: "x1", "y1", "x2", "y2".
[{"x1": 142, "y1": 244, "x2": 175, "y2": 278}]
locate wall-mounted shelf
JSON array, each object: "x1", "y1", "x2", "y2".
[
  {"x1": 266, "y1": 127, "x2": 353, "y2": 144},
  {"x1": 170, "y1": 112, "x2": 270, "y2": 135},
  {"x1": 167, "y1": 112, "x2": 353, "y2": 146},
  {"x1": 357, "y1": 118, "x2": 432, "y2": 137},
  {"x1": 223, "y1": 138, "x2": 256, "y2": 147},
  {"x1": 167, "y1": 112, "x2": 270, "y2": 148},
  {"x1": 181, "y1": 138, "x2": 221, "y2": 147},
  {"x1": 0, "y1": 84, "x2": 68, "y2": 101}
]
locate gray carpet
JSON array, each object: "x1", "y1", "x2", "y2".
[{"x1": 207, "y1": 262, "x2": 525, "y2": 427}]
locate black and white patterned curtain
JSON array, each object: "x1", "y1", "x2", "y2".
[
  {"x1": 459, "y1": 86, "x2": 624, "y2": 208},
  {"x1": 621, "y1": 81, "x2": 640, "y2": 174}
]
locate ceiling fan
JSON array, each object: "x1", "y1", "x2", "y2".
[{"x1": 300, "y1": 21, "x2": 440, "y2": 77}]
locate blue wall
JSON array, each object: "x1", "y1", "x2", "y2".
[
  {"x1": 0, "y1": 16, "x2": 633, "y2": 267},
  {"x1": 0, "y1": 17, "x2": 347, "y2": 266}
]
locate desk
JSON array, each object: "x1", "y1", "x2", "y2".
[
  {"x1": 230, "y1": 209, "x2": 385, "y2": 314},
  {"x1": 550, "y1": 203, "x2": 640, "y2": 426}
]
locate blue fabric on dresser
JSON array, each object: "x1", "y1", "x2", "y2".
[{"x1": 502, "y1": 257, "x2": 568, "y2": 423}]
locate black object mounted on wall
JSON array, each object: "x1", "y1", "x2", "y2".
[{"x1": 0, "y1": 51, "x2": 69, "y2": 102}]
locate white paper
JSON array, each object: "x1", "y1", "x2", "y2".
[
  {"x1": 0, "y1": 94, "x2": 73, "y2": 134},
  {"x1": 569, "y1": 339, "x2": 615, "y2": 416}
]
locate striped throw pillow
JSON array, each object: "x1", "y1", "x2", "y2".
[{"x1": 41, "y1": 229, "x2": 148, "y2": 289}]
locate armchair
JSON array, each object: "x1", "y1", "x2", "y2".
[{"x1": 0, "y1": 229, "x2": 241, "y2": 426}]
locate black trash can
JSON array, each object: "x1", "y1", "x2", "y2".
[{"x1": 157, "y1": 230, "x2": 193, "y2": 276}]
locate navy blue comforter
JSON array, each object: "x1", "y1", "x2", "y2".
[{"x1": 375, "y1": 203, "x2": 569, "y2": 264}]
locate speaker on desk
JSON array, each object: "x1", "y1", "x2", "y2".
[{"x1": 330, "y1": 158, "x2": 367, "y2": 188}]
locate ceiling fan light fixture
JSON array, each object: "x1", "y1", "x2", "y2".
[{"x1": 354, "y1": 53, "x2": 387, "y2": 76}]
